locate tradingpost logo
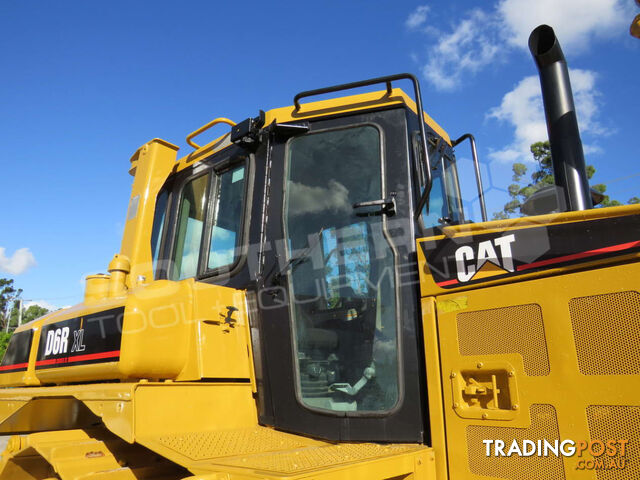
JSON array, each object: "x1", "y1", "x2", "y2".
[{"x1": 483, "y1": 439, "x2": 629, "y2": 471}]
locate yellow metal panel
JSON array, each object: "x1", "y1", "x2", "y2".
[
  {"x1": 192, "y1": 283, "x2": 252, "y2": 381},
  {"x1": 156, "y1": 426, "x2": 323, "y2": 461},
  {"x1": 435, "y1": 261, "x2": 640, "y2": 479},
  {"x1": 0, "y1": 384, "x2": 136, "y2": 441},
  {"x1": 134, "y1": 384, "x2": 257, "y2": 439},
  {"x1": 1, "y1": 277, "x2": 254, "y2": 386},
  {"x1": 120, "y1": 139, "x2": 179, "y2": 289},
  {"x1": 119, "y1": 280, "x2": 193, "y2": 380},
  {"x1": 143, "y1": 423, "x2": 434, "y2": 479},
  {"x1": 420, "y1": 297, "x2": 449, "y2": 480},
  {"x1": 0, "y1": 428, "x2": 189, "y2": 480},
  {"x1": 211, "y1": 443, "x2": 428, "y2": 475}
]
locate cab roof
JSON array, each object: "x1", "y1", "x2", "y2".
[{"x1": 173, "y1": 87, "x2": 451, "y2": 173}]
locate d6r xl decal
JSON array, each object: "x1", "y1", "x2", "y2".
[{"x1": 36, "y1": 307, "x2": 124, "y2": 369}]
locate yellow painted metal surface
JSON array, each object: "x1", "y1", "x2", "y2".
[
  {"x1": 0, "y1": 382, "x2": 436, "y2": 479},
  {"x1": 121, "y1": 139, "x2": 179, "y2": 291},
  {"x1": 143, "y1": 425, "x2": 434, "y2": 479},
  {"x1": 0, "y1": 280, "x2": 252, "y2": 386},
  {"x1": 428, "y1": 260, "x2": 640, "y2": 479},
  {"x1": 0, "y1": 428, "x2": 188, "y2": 480},
  {"x1": 420, "y1": 297, "x2": 448, "y2": 480}
]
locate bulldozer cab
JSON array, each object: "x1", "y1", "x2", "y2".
[{"x1": 145, "y1": 78, "x2": 466, "y2": 443}]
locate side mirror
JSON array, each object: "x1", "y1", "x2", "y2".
[{"x1": 631, "y1": 13, "x2": 640, "y2": 39}]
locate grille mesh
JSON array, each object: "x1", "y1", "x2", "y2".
[
  {"x1": 457, "y1": 304, "x2": 550, "y2": 376},
  {"x1": 569, "y1": 291, "x2": 640, "y2": 375},
  {"x1": 586, "y1": 405, "x2": 640, "y2": 480},
  {"x1": 466, "y1": 404, "x2": 565, "y2": 480}
]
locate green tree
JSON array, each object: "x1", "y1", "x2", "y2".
[
  {"x1": 0, "y1": 332, "x2": 12, "y2": 359},
  {"x1": 8, "y1": 304, "x2": 50, "y2": 329},
  {"x1": 493, "y1": 141, "x2": 634, "y2": 219},
  {"x1": 0, "y1": 278, "x2": 22, "y2": 331}
]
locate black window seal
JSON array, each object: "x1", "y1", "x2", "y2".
[{"x1": 152, "y1": 186, "x2": 173, "y2": 281}]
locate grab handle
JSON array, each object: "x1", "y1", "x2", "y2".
[{"x1": 186, "y1": 117, "x2": 237, "y2": 149}]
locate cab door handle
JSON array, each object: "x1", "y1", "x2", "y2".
[{"x1": 352, "y1": 197, "x2": 396, "y2": 216}]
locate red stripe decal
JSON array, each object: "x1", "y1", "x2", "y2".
[
  {"x1": 0, "y1": 362, "x2": 29, "y2": 372},
  {"x1": 36, "y1": 350, "x2": 120, "y2": 367},
  {"x1": 437, "y1": 278, "x2": 459, "y2": 287},
  {"x1": 517, "y1": 240, "x2": 640, "y2": 272}
]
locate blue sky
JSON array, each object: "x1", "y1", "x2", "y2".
[{"x1": 1, "y1": 1, "x2": 638, "y2": 309}]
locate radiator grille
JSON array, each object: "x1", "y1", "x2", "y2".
[
  {"x1": 466, "y1": 404, "x2": 565, "y2": 479},
  {"x1": 569, "y1": 291, "x2": 640, "y2": 375},
  {"x1": 586, "y1": 405, "x2": 639, "y2": 480},
  {"x1": 457, "y1": 304, "x2": 550, "y2": 375}
]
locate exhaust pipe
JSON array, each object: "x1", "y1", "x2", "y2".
[{"x1": 529, "y1": 25, "x2": 592, "y2": 211}]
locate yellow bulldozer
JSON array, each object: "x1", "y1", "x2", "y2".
[{"x1": 0, "y1": 25, "x2": 637, "y2": 480}]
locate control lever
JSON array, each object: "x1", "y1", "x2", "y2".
[{"x1": 329, "y1": 364, "x2": 376, "y2": 396}]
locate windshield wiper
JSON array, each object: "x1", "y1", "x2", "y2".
[{"x1": 271, "y1": 228, "x2": 325, "y2": 285}]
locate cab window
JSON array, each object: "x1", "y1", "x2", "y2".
[
  {"x1": 414, "y1": 133, "x2": 463, "y2": 231},
  {"x1": 169, "y1": 159, "x2": 248, "y2": 281},
  {"x1": 206, "y1": 165, "x2": 246, "y2": 271},
  {"x1": 171, "y1": 173, "x2": 210, "y2": 280}
]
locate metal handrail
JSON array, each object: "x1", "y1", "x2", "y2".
[
  {"x1": 186, "y1": 117, "x2": 237, "y2": 149},
  {"x1": 452, "y1": 134, "x2": 487, "y2": 222}
]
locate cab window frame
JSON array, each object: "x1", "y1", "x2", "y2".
[
  {"x1": 169, "y1": 170, "x2": 212, "y2": 281},
  {"x1": 198, "y1": 154, "x2": 252, "y2": 280},
  {"x1": 160, "y1": 149, "x2": 252, "y2": 283},
  {"x1": 151, "y1": 185, "x2": 173, "y2": 281}
]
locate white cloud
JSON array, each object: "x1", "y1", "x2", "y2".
[
  {"x1": 498, "y1": 0, "x2": 628, "y2": 51},
  {"x1": 408, "y1": 0, "x2": 628, "y2": 90},
  {"x1": 0, "y1": 247, "x2": 37, "y2": 275},
  {"x1": 405, "y1": 5, "x2": 430, "y2": 30},
  {"x1": 420, "y1": 9, "x2": 501, "y2": 91},
  {"x1": 487, "y1": 69, "x2": 606, "y2": 163},
  {"x1": 287, "y1": 180, "x2": 351, "y2": 217}
]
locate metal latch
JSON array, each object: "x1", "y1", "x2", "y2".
[
  {"x1": 463, "y1": 375, "x2": 500, "y2": 408},
  {"x1": 450, "y1": 361, "x2": 520, "y2": 421}
]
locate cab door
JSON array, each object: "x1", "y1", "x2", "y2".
[{"x1": 256, "y1": 107, "x2": 427, "y2": 442}]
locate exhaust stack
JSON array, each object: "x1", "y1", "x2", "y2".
[{"x1": 529, "y1": 25, "x2": 592, "y2": 211}]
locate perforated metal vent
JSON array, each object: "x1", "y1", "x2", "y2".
[
  {"x1": 587, "y1": 405, "x2": 640, "y2": 480},
  {"x1": 457, "y1": 304, "x2": 550, "y2": 375},
  {"x1": 569, "y1": 291, "x2": 640, "y2": 375},
  {"x1": 466, "y1": 404, "x2": 565, "y2": 480}
]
